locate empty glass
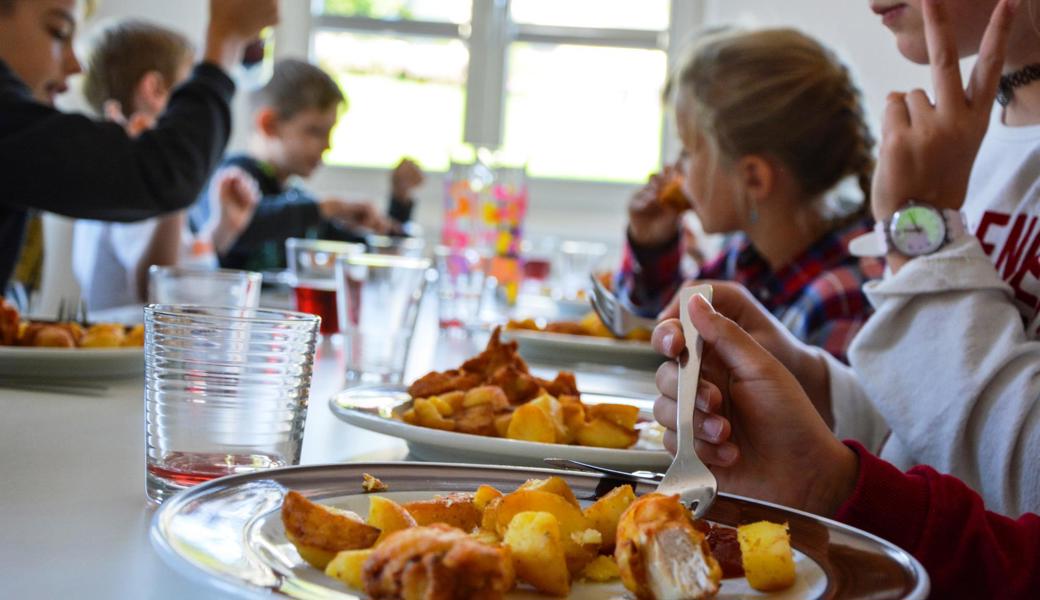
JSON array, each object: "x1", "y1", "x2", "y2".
[
  {"x1": 144, "y1": 305, "x2": 320, "y2": 504},
  {"x1": 365, "y1": 234, "x2": 426, "y2": 257},
  {"x1": 286, "y1": 238, "x2": 365, "y2": 335},
  {"x1": 148, "y1": 266, "x2": 261, "y2": 308},
  {"x1": 434, "y1": 245, "x2": 487, "y2": 329},
  {"x1": 336, "y1": 254, "x2": 431, "y2": 385},
  {"x1": 556, "y1": 240, "x2": 608, "y2": 300}
]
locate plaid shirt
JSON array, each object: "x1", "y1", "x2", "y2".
[{"x1": 617, "y1": 218, "x2": 883, "y2": 363}]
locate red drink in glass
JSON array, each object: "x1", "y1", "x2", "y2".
[
  {"x1": 523, "y1": 257, "x2": 551, "y2": 280},
  {"x1": 293, "y1": 281, "x2": 339, "y2": 334}
]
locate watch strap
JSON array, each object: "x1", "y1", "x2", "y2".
[{"x1": 849, "y1": 207, "x2": 967, "y2": 258}]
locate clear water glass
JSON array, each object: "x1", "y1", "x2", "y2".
[
  {"x1": 434, "y1": 245, "x2": 487, "y2": 329},
  {"x1": 336, "y1": 253, "x2": 431, "y2": 385},
  {"x1": 148, "y1": 266, "x2": 262, "y2": 307},
  {"x1": 556, "y1": 240, "x2": 608, "y2": 300},
  {"x1": 286, "y1": 238, "x2": 365, "y2": 335},
  {"x1": 144, "y1": 305, "x2": 320, "y2": 504},
  {"x1": 365, "y1": 234, "x2": 426, "y2": 257}
]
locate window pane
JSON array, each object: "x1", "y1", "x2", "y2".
[
  {"x1": 314, "y1": 31, "x2": 468, "y2": 170},
  {"x1": 510, "y1": 0, "x2": 670, "y2": 31},
  {"x1": 318, "y1": 0, "x2": 470, "y2": 23},
  {"x1": 502, "y1": 43, "x2": 666, "y2": 183}
]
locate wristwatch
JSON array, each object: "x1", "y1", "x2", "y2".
[{"x1": 850, "y1": 201, "x2": 968, "y2": 258}]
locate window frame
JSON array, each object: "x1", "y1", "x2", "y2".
[{"x1": 275, "y1": 0, "x2": 702, "y2": 191}]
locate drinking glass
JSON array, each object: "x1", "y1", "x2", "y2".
[
  {"x1": 144, "y1": 305, "x2": 320, "y2": 504},
  {"x1": 365, "y1": 234, "x2": 426, "y2": 257},
  {"x1": 556, "y1": 240, "x2": 608, "y2": 300},
  {"x1": 434, "y1": 245, "x2": 487, "y2": 329},
  {"x1": 286, "y1": 238, "x2": 365, "y2": 335},
  {"x1": 336, "y1": 253, "x2": 431, "y2": 385},
  {"x1": 148, "y1": 266, "x2": 261, "y2": 308}
]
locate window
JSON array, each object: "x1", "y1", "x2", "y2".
[{"x1": 308, "y1": 0, "x2": 675, "y2": 183}]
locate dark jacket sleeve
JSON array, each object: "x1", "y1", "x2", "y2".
[
  {"x1": 226, "y1": 188, "x2": 323, "y2": 252},
  {"x1": 0, "y1": 63, "x2": 234, "y2": 221},
  {"x1": 388, "y1": 195, "x2": 415, "y2": 225},
  {"x1": 836, "y1": 441, "x2": 1040, "y2": 599}
]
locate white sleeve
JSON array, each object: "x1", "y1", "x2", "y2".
[
  {"x1": 108, "y1": 220, "x2": 158, "y2": 295},
  {"x1": 823, "y1": 350, "x2": 888, "y2": 453},
  {"x1": 847, "y1": 236, "x2": 1040, "y2": 517}
]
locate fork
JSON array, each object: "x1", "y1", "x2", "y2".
[
  {"x1": 56, "y1": 297, "x2": 89, "y2": 324},
  {"x1": 656, "y1": 285, "x2": 717, "y2": 519},
  {"x1": 588, "y1": 274, "x2": 658, "y2": 338}
]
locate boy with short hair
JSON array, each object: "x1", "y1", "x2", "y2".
[
  {"x1": 0, "y1": 0, "x2": 279, "y2": 293},
  {"x1": 194, "y1": 58, "x2": 424, "y2": 271},
  {"x1": 72, "y1": 19, "x2": 258, "y2": 309}
]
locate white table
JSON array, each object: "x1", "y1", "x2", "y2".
[{"x1": 0, "y1": 301, "x2": 658, "y2": 599}]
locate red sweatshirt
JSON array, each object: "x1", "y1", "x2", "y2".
[{"x1": 835, "y1": 442, "x2": 1040, "y2": 598}]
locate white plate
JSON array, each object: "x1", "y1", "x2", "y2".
[
  {"x1": 500, "y1": 329, "x2": 662, "y2": 371},
  {"x1": 330, "y1": 385, "x2": 672, "y2": 471},
  {"x1": 0, "y1": 345, "x2": 143, "y2": 378},
  {"x1": 151, "y1": 462, "x2": 929, "y2": 600}
]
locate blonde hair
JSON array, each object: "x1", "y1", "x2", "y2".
[{"x1": 670, "y1": 28, "x2": 874, "y2": 216}]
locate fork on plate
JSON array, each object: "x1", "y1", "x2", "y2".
[{"x1": 588, "y1": 274, "x2": 658, "y2": 338}]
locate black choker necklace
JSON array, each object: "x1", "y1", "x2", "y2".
[{"x1": 997, "y1": 64, "x2": 1040, "y2": 107}]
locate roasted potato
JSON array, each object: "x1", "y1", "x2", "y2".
[
  {"x1": 403, "y1": 492, "x2": 482, "y2": 532},
  {"x1": 281, "y1": 491, "x2": 380, "y2": 570},
  {"x1": 583, "y1": 484, "x2": 635, "y2": 551},
  {"x1": 80, "y1": 323, "x2": 125, "y2": 348},
  {"x1": 122, "y1": 323, "x2": 145, "y2": 347},
  {"x1": 506, "y1": 402, "x2": 557, "y2": 443},
  {"x1": 737, "y1": 521, "x2": 796, "y2": 592},
  {"x1": 517, "y1": 476, "x2": 580, "y2": 508},
  {"x1": 453, "y1": 402, "x2": 498, "y2": 436},
  {"x1": 324, "y1": 548, "x2": 373, "y2": 590},
  {"x1": 366, "y1": 496, "x2": 416, "y2": 543},
  {"x1": 494, "y1": 490, "x2": 597, "y2": 571},
  {"x1": 412, "y1": 398, "x2": 455, "y2": 431},
  {"x1": 587, "y1": 403, "x2": 640, "y2": 431},
  {"x1": 581, "y1": 555, "x2": 621, "y2": 582},
  {"x1": 503, "y1": 511, "x2": 571, "y2": 597},
  {"x1": 528, "y1": 393, "x2": 569, "y2": 443},
  {"x1": 463, "y1": 385, "x2": 510, "y2": 411},
  {"x1": 474, "y1": 485, "x2": 504, "y2": 511},
  {"x1": 575, "y1": 417, "x2": 638, "y2": 449}
]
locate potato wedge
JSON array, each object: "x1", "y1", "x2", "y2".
[
  {"x1": 504, "y1": 511, "x2": 571, "y2": 597},
  {"x1": 281, "y1": 491, "x2": 380, "y2": 570},
  {"x1": 587, "y1": 403, "x2": 639, "y2": 430},
  {"x1": 463, "y1": 385, "x2": 510, "y2": 411},
  {"x1": 528, "y1": 393, "x2": 568, "y2": 442},
  {"x1": 428, "y1": 395, "x2": 455, "y2": 417},
  {"x1": 581, "y1": 555, "x2": 620, "y2": 582},
  {"x1": 575, "y1": 417, "x2": 638, "y2": 449},
  {"x1": 583, "y1": 484, "x2": 635, "y2": 551},
  {"x1": 494, "y1": 413, "x2": 513, "y2": 437},
  {"x1": 413, "y1": 398, "x2": 455, "y2": 431},
  {"x1": 517, "y1": 476, "x2": 580, "y2": 508},
  {"x1": 495, "y1": 490, "x2": 596, "y2": 572},
  {"x1": 403, "y1": 492, "x2": 482, "y2": 531},
  {"x1": 367, "y1": 496, "x2": 416, "y2": 543},
  {"x1": 506, "y1": 402, "x2": 557, "y2": 443},
  {"x1": 324, "y1": 549, "x2": 373, "y2": 590},
  {"x1": 737, "y1": 521, "x2": 796, "y2": 592},
  {"x1": 474, "y1": 485, "x2": 504, "y2": 511}
]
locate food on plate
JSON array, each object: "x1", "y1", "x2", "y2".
[
  {"x1": 0, "y1": 298, "x2": 144, "y2": 349},
  {"x1": 659, "y1": 175, "x2": 691, "y2": 212},
  {"x1": 284, "y1": 476, "x2": 798, "y2": 599},
  {"x1": 616, "y1": 493, "x2": 723, "y2": 599},
  {"x1": 363, "y1": 524, "x2": 516, "y2": 600},
  {"x1": 281, "y1": 490, "x2": 380, "y2": 570},
  {"x1": 362, "y1": 473, "x2": 388, "y2": 493},
  {"x1": 737, "y1": 521, "x2": 796, "y2": 592},
  {"x1": 507, "y1": 310, "x2": 652, "y2": 342},
  {"x1": 705, "y1": 525, "x2": 744, "y2": 579},
  {"x1": 401, "y1": 328, "x2": 642, "y2": 449}
]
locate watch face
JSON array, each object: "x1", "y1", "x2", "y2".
[{"x1": 890, "y1": 204, "x2": 946, "y2": 255}]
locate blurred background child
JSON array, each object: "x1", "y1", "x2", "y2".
[
  {"x1": 617, "y1": 28, "x2": 881, "y2": 362},
  {"x1": 192, "y1": 58, "x2": 425, "y2": 272},
  {"x1": 72, "y1": 19, "x2": 259, "y2": 309}
]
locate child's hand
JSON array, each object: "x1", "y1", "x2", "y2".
[
  {"x1": 205, "y1": 0, "x2": 280, "y2": 71},
  {"x1": 391, "y1": 158, "x2": 425, "y2": 200},
  {"x1": 871, "y1": 0, "x2": 1015, "y2": 227},
  {"x1": 652, "y1": 295, "x2": 859, "y2": 517},
  {"x1": 102, "y1": 100, "x2": 157, "y2": 137},
  {"x1": 628, "y1": 168, "x2": 683, "y2": 247},
  {"x1": 320, "y1": 198, "x2": 392, "y2": 234},
  {"x1": 210, "y1": 167, "x2": 259, "y2": 255}
]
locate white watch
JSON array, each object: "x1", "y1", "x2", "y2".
[{"x1": 850, "y1": 202, "x2": 967, "y2": 258}]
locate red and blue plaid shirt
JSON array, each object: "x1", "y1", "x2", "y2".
[{"x1": 616, "y1": 218, "x2": 883, "y2": 363}]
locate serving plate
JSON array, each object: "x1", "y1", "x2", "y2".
[
  {"x1": 330, "y1": 384, "x2": 672, "y2": 471},
  {"x1": 151, "y1": 462, "x2": 930, "y2": 600},
  {"x1": 0, "y1": 345, "x2": 143, "y2": 378},
  {"x1": 500, "y1": 329, "x2": 661, "y2": 371}
]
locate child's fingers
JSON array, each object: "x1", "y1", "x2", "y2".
[
  {"x1": 967, "y1": 0, "x2": 1016, "y2": 107},
  {"x1": 921, "y1": 0, "x2": 966, "y2": 111},
  {"x1": 883, "y1": 92, "x2": 912, "y2": 132}
]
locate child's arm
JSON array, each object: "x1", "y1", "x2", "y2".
[
  {"x1": 133, "y1": 213, "x2": 185, "y2": 302},
  {"x1": 0, "y1": 0, "x2": 278, "y2": 221}
]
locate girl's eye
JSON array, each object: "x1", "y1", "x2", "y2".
[{"x1": 48, "y1": 25, "x2": 72, "y2": 42}]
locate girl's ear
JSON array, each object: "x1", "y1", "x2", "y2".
[
  {"x1": 735, "y1": 155, "x2": 776, "y2": 204},
  {"x1": 134, "y1": 70, "x2": 168, "y2": 115},
  {"x1": 256, "y1": 106, "x2": 281, "y2": 137}
]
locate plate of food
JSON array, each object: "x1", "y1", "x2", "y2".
[
  {"x1": 502, "y1": 313, "x2": 661, "y2": 371},
  {"x1": 151, "y1": 461, "x2": 929, "y2": 600},
  {"x1": 0, "y1": 299, "x2": 144, "y2": 378},
  {"x1": 331, "y1": 329, "x2": 670, "y2": 470}
]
